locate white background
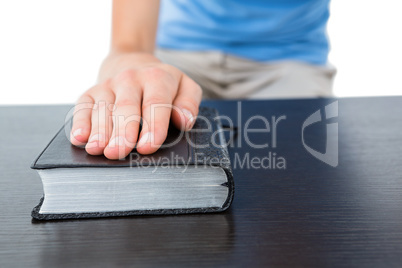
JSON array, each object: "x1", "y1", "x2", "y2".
[{"x1": 0, "y1": 0, "x2": 401, "y2": 105}]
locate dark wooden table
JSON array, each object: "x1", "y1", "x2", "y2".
[{"x1": 1, "y1": 97, "x2": 402, "y2": 267}]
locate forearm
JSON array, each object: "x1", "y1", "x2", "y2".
[
  {"x1": 110, "y1": 0, "x2": 160, "y2": 54},
  {"x1": 99, "y1": 0, "x2": 160, "y2": 82}
]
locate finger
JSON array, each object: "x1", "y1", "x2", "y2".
[
  {"x1": 136, "y1": 67, "x2": 181, "y2": 155},
  {"x1": 85, "y1": 84, "x2": 115, "y2": 155},
  {"x1": 70, "y1": 94, "x2": 94, "y2": 146},
  {"x1": 171, "y1": 75, "x2": 202, "y2": 131},
  {"x1": 104, "y1": 71, "x2": 142, "y2": 160}
]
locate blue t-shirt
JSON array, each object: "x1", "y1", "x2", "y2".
[{"x1": 157, "y1": 0, "x2": 330, "y2": 65}]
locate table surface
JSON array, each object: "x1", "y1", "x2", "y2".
[{"x1": 1, "y1": 97, "x2": 402, "y2": 267}]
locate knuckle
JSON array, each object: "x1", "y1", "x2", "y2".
[
  {"x1": 115, "y1": 98, "x2": 136, "y2": 108},
  {"x1": 99, "y1": 78, "x2": 112, "y2": 89},
  {"x1": 160, "y1": 63, "x2": 178, "y2": 73},
  {"x1": 115, "y1": 69, "x2": 136, "y2": 84},
  {"x1": 142, "y1": 66, "x2": 168, "y2": 80},
  {"x1": 142, "y1": 96, "x2": 170, "y2": 109}
]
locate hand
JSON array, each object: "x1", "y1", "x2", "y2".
[{"x1": 69, "y1": 52, "x2": 202, "y2": 159}]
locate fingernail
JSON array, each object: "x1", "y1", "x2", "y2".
[
  {"x1": 137, "y1": 132, "x2": 152, "y2": 148},
  {"x1": 70, "y1": 128, "x2": 83, "y2": 143},
  {"x1": 182, "y1": 109, "x2": 195, "y2": 128},
  {"x1": 72, "y1": 128, "x2": 83, "y2": 137},
  {"x1": 88, "y1": 134, "x2": 103, "y2": 143},
  {"x1": 108, "y1": 136, "x2": 125, "y2": 148}
]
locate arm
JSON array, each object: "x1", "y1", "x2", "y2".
[{"x1": 70, "y1": 0, "x2": 202, "y2": 160}]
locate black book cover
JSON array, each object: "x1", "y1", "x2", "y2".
[{"x1": 31, "y1": 107, "x2": 234, "y2": 220}]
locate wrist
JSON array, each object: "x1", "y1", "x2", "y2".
[
  {"x1": 109, "y1": 44, "x2": 155, "y2": 56},
  {"x1": 97, "y1": 51, "x2": 160, "y2": 83}
]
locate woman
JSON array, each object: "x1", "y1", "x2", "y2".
[{"x1": 70, "y1": 0, "x2": 335, "y2": 159}]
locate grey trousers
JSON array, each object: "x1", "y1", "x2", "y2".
[{"x1": 155, "y1": 49, "x2": 336, "y2": 100}]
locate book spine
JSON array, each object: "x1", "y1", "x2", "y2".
[{"x1": 191, "y1": 107, "x2": 234, "y2": 210}]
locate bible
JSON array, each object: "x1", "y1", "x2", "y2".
[{"x1": 31, "y1": 107, "x2": 234, "y2": 220}]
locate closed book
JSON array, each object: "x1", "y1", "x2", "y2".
[{"x1": 31, "y1": 107, "x2": 234, "y2": 220}]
